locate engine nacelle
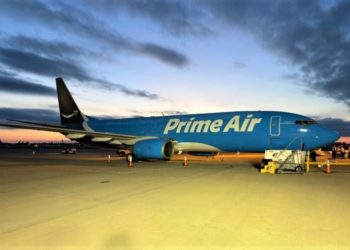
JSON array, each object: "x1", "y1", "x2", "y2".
[{"x1": 133, "y1": 139, "x2": 174, "y2": 160}]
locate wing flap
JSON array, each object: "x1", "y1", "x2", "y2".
[
  {"x1": 66, "y1": 133, "x2": 86, "y2": 139},
  {"x1": 91, "y1": 137, "x2": 112, "y2": 142}
]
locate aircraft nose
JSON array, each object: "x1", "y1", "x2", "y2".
[{"x1": 324, "y1": 129, "x2": 340, "y2": 144}]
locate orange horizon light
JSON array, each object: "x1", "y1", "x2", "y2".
[{"x1": 0, "y1": 129, "x2": 67, "y2": 143}]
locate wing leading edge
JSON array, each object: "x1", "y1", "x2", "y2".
[{"x1": 0, "y1": 119, "x2": 154, "y2": 146}]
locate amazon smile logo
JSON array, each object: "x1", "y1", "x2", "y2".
[{"x1": 61, "y1": 110, "x2": 78, "y2": 118}]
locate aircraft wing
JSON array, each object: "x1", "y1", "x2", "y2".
[{"x1": 0, "y1": 120, "x2": 144, "y2": 145}]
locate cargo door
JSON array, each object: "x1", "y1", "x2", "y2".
[
  {"x1": 270, "y1": 116, "x2": 281, "y2": 136},
  {"x1": 270, "y1": 116, "x2": 281, "y2": 148}
]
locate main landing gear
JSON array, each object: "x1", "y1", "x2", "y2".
[{"x1": 126, "y1": 153, "x2": 139, "y2": 163}]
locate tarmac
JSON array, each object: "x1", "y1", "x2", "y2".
[{"x1": 1, "y1": 149, "x2": 350, "y2": 249}]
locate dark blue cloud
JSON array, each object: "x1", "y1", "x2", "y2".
[
  {"x1": 138, "y1": 43, "x2": 188, "y2": 68},
  {"x1": 0, "y1": 75, "x2": 56, "y2": 96},
  {"x1": 203, "y1": 0, "x2": 350, "y2": 106},
  {"x1": 0, "y1": 0, "x2": 189, "y2": 67},
  {"x1": 91, "y1": 0, "x2": 350, "y2": 107},
  {"x1": 0, "y1": 38, "x2": 159, "y2": 100},
  {"x1": 317, "y1": 117, "x2": 350, "y2": 136},
  {"x1": 3, "y1": 35, "x2": 87, "y2": 59},
  {"x1": 0, "y1": 108, "x2": 60, "y2": 124},
  {"x1": 88, "y1": 0, "x2": 212, "y2": 36},
  {"x1": 0, "y1": 47, "x2": 89, "y2": 80}
]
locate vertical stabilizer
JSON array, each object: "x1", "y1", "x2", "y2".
[{"x1": 56, "y1": 78, "x2": 86, "y2": 128}]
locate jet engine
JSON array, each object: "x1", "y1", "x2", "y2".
[{"x1": 133, "y1": 139, "x2": 174, "y2": 160}]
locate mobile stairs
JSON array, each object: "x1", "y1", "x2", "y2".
[{"x1": 260, "y1": 150, "x2": 306, "y2": 174}]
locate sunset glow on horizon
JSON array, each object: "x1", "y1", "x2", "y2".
[{"x1": 0, "y1": 130, "x2": 66, "y2": 143}]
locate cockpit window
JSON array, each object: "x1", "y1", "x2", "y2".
[{"x1": 295, "y1": 120, "x2": 317, "y2": 126}]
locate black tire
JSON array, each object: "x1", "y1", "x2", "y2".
[
  {"x1": 260, "y1": 159, "x2": 270, "y2": 169},
  {"x1": 117, "y1": 150, "x2": 126, "y2": 157},
  {"x1": 295, "y1": 166, "x2": 303, "y2": 173}
]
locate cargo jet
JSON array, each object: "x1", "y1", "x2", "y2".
[{"x1": 0, "y1": 78, "x2": 340, "y2": 161}]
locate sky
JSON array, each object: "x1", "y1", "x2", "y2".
[{"x1": 0, "y1": 0, "x2": 349, "y2": 143}]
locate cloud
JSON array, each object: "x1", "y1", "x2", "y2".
[
  {"x1": 86, "y1": 0, "x2": 350, "y2": 107},
  {"x1": 9, "y1": 26, "x2": 188, "y2": 69},
  {"x1": 3, "y1": 35, "x2": 82, "y2": 58},
  {"x1": 129, "y1": 109, "x2": 187, "y2": 116},
  {"x1": 160, "y1": 110, "x2": 188, "y2": 115},
  {"x1": 111, "y1": 84, "x2": 159, "y2": 99},
  {"x1": 282, "y1": 73, "x2": 300, "y2": 80},
  {"x1": 89, "y1": 0, "x2": 211, "y2": 36},
  {"x1": 3, "y1": 1, "x2": 349, "y2": 106},
  {"x1": 0, "y1": 0, "x2": 189, "y2": 67},
  {"x1": 138, "y1": 43, "x2": 188, "y2": 67},
  {"x1": 0, "y1": 47, "x2": 89, "y2": 80},
  {"x1": 203, "y1": 0, "x2": 350, "y2": 107},
  {"x1": 0, "y1": 39, "x2": 159, "y2": 100},
  {"x1": 0, "y1": 68, "x2": 17, "y2": 78},
  {"x1": 0, "y1": 108, "x2": 60, "y2": 124},
  {"x1": 317, "y1": 117, "x2": 350, "y2": 136},
  {"x1": 0, "y1": 75, "x2": 56, "y2": 96}
]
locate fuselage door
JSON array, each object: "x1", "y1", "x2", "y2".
[{"x1": 270, "y1": 116, "x2": 281, "y2": 136}]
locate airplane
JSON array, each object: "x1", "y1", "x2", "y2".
[{"x1": 0, "y1": 78, "x2": 340, "y2": 161}]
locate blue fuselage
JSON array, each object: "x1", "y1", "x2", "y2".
[{"x1": 86, "y1": 111, "x2": 339, "y2": 152}]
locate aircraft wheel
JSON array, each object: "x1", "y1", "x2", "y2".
[
  {"x1": 117, "y1": 150, "x2": 126, "y2": 157},
  {"x1": 295, "y1": 166, "x2": 303, "y2": 173},
  {"x1": 260, "y1": 159, "x2": 270, "y2": 169}
]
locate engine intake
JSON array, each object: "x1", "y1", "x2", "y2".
[{"x1": 133, "y1": 139, "x2": 174, "y2": 160}]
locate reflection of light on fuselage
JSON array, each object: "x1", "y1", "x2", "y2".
[{"x1": 164, "y1": 114, "x2": 262, "y2": 134}]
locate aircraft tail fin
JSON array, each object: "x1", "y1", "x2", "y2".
[{"x1": 56, "y1": 77, "x2": 86, "y2": 128}]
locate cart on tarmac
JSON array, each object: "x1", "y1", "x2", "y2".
[{"x1": 260, "y1": 150, "x2": 306, "y2": 174}]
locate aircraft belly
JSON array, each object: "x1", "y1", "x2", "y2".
[{"x1": 172, "y1": 132, "x2": 268, "y2": 152}]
